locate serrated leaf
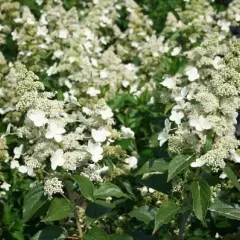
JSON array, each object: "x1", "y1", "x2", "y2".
[
  {"x1": 191, "y1": 180, "x2": 211, "y2": 223},
  {"x1": 42, "y1": 198, "x2": 74, "y2": 222},
  {"x1": 129, "y1": 206, "x2": 154, "y2": 224},
  {"x1": 109, "y1": 234, "x2": 133, "y2": 240},
  {"x1": 209, "y1": 200, "x2": 240, "y2": 220},
  {"x1": 167, "y1": 155, "x2": 194, "y2": 182},
  {"x1": 94, "y1": 182, "x2": 130, "y2": 199},
  {"x1": 23, "y1": 184, "x2": 47, "y2": 222},
  {"x1": 224, "y1": 165, "x2": 240, "y2": 191},
  {"x1": 153, "y1": 200, "x2": 180, "y2": 234},
  {"x1": 84, "y1": 227, "x2": 109, "y2": 240},
  {"x1": 31, "y1": 226, "x2": 67, "y2": 240},
  {"x1": 72, "y1": 175, "x2": 95, "y2": 201},
  {"x1": 135, "y1": 159, "x2": 168, "y2": 176}
]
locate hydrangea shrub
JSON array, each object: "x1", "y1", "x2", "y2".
[{"x1": 0, "y1": 0, "x2": 240, "y2": 239}]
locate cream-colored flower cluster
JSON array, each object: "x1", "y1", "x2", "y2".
[
  {"x1": 4, "y1": 62, "x2": 133, "y2": 199},
  {"x1": 159, "y1": 34, "x2": 240, "y2": 172},
  {"x1": 162, "y1": 0, "x2": 233, "y2": 49},
  {"x1": 8, "y1": 0, "x2": 143, "y2": 100},
  {"x1": 0, "y1": 0, "x2": 153, "y2": 198}
]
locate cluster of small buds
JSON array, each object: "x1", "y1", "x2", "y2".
[
  {"x1": 210, "y1": 184, "x2": 222, "y2": 203},
  {"x1": 44, "y1": 177, "x2": 64, "y2": 199}
]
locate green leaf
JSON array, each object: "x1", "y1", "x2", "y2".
[
  {"x1": 209, "y1": 200, "x2": 240, "y2": 220},
  {"x1": 72, "y1": 175, "x2": 95, "y2": 201},
  {"x1": 31, "y1": 226, "x2": 67, "y2": 240},
  {"x1": 129, "y1": 206, "x2": 154, "y2": 224},
  {"x1": 94, "y1": 182, "x2": 129, "y2": 199},
  {"x1": 85, "y1": 201, "x2": 113, "y2": 220},
  {"x1": 164, "y1": 102, "x2": 175, "y2": 116},
  {"x1": 153, "y1": 200, "x2": 180, "y2": 234},
  {"x1": 203, "y1": 135, "x2": 213, "y2": 153},
  {"x1": 84, "y1": 227, "x2": 109, "y2": 240},
  {"x1": 149, "y1": 133, "x2": 159, "y2": 148},
  {"x1": 135, "y1": 159, "x2": 168, "y2": 176},
  {"x1": 167, "y1": 155, "x2": 194, "y2": 182},
  {"x1": 109, "y1": 234, "x2": 133, "y2": 240},
  {"x1": 42, "y1": 198, "x2": 74, "y2": 222},
  {"x1": 224, "y1": 165, "x2": 240, "y2": 191},
  {"x1": 23, "y1": 184, "x2": 47, "y2": 222},
  {"x1": 190, "y1": 180, "x2": 211, "y2": 223},
  {"x1": 121, "y1": 180, "x2": 136, "y2": 200}
]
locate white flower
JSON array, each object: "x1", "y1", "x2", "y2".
[
  {"x1": 11, "y1": 30, "x2": 19, "y2": 40},
  {"x1": 158, "y1": 119, "x2": 171, "y2": 146},
  {"x1": 91, "y1": 127, "x2": 111, "y2": 143},
  {"x1": 37, "y1": 26, "x2": 48, "y2": 37},
  {"x1": 124, "y1": 156, "x2": 138, "y2": 169},
  {"x1": 82, "y1": 107, "x2": 92, "y2": 115},
  {"x1": 235, "y1": 13, "x2": 240, "y2": 22},
  {"x1": 100, "y1": 70, "x2": 109, "y2": 79},
  {"x1": 170, "y1": 107, "x2": 184, "y2": 125},
  {"x1": 218, "y1": 20, "x2": 230, "y2": 32},
  {"x1": 59, "y1": 29, "x2": 69, "y2": 39},
  {"x1": 91, "y1": 58, "x2": 98, "y2": 67},
  {"x1": 53, "y1": 50, "x2": 64, "y2": 59},
  {"x1": 45, "y1": 122, "x2": 66, "y2": 142},
  {"x1": 174, "y1": 86, "x2": 188, "y2": 102},
  {"x1": 99, "y1": 108, "x2": 113, "y2": 120},
  {"x1": 84, "y1": 28, "x2": 95, "y2": 40},
  {"x1": 121, "y1": 126, "x2": 135, "y2": 138},
  {"x1": 139, "y1": 186, "x2": 148, "y2": 196},
  {"x1": 171, "y1": 46, "x2": 182, "y2": 56},
  {"x1": 190, "y1": 36, "x2": 197, "y2": 43},
  {"x1": 149, "y1": 188, "x2": 155, "y2": 193},
  {"x1": 87, "y1": 87, "x2": 100, "y2": 97},
  {"x1": 28, "y1": 110, "x2": 48, "y2": 127},
  {"x1": 219, "y1": 172, "x2": 227, "y2": 179},
  {"x1": 18, "y1": 165, "x2": 28, "y2": 173},
  {"x1": 47, "y1": 63, "x2": 57, "y2": 76},
  {"x1": 10, "y1": 160, "x2": 20, "y2": 169},
  {"x1": 13, "y1": 144, "x2": 23, "y2": 159},
  {"x1": 159, "y1": 44, "x2": 170, "y2": 53},
  {"x1": 36, "y1": 0, "x2": 43, "y2": 5},
  {"x1": 95, "y1": 166, "x2": 109, "y2": 174},
  {"x1": 50, "y1": 149, "x2": 65, "y2": 170},
  {"x1": 126, "y1": 63, "x2": 137, "y2": 72},
  {"x1": 122, "y1": 80, "x2": 130, "y2": 88},
  {"x1": 131, "y1": 42, "x2": 139, "y2": 48},
  {"x1": 158, "y1": 130, "x2": 169, "y2": 147},
  {"x1": 14, "y1": 17, "x2": 23, "y2": 23},
  {"x1": 189, "y1": 116, "x2": 211, "y2": 131},
  {"x1": 87, "y1": 140, "x2": 103, "y2": 163},
  {"x1": 147, "y1": 96, "x2": 155, "y2": 105},
  {"x1": 0, "y1": 182, "x2": 11, "y2": 191},
  {"x1": 63, "y1": 92, "x2": 78, "y2": 104},
  {"x1": 232, "y1": 150, "x2": 240, "y2": 163},
  {"x1": 83, "y1": 41, "x2": 93, "y2": 53},
  {"x1": 185, "y1": 66, "x2": 199, "y2": 81},
  {"x1": 190, "y1": 158, "x2": 206, "y2": 168},
  {"x1": 161, "y1": 76, "x2": 177, "y2": 89},
  {"x1": 212, "y1": 56, "x2": 223, "y2": 70},
  {"x1": 26, "y1": 18, "x2": 35, "y2": 25}
]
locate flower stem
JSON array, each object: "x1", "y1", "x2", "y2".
[{"x1": 65, "y1": 182, "x2": 83, "y2": 240}]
